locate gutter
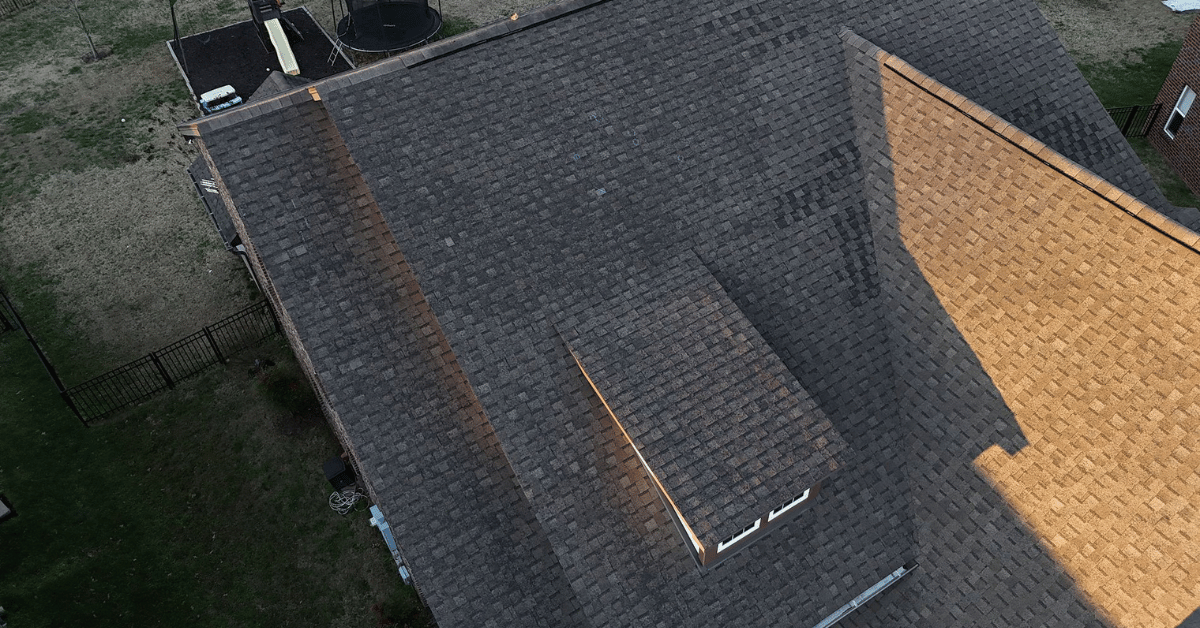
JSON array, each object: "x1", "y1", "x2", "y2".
[{"x1": 811, "y1": 562, "x2": 915, "y2": 628}]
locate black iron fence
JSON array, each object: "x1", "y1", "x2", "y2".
[
  {"x1": 0, "y1": 300, "x2": 14, "y2": 333},
  {"x1": 1107, "y1": 103, "x2": 1162, "y2": 138},
  {"x1": 0, "y1": 0, "x2": 36, "y2": 19},
  {"x1": 64, "y1": 301, "x2": 280, "y2": 424}
]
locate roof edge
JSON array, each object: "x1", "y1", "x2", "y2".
[{"x1": 839, "y1": 27, "x2": 1200, "y2": 254}]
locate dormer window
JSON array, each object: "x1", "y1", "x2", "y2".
[
  {"x1": 718, "y1": 518, "x2": 762, "y2": 552},
  {"x1": 769, "y1": 488, "x2": 812, "y2": 522},
  {"x1": 1165, "y1": 85, "x2": 1195, "y2": 138}
]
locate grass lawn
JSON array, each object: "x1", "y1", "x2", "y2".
[
  {"x1": 1076, "y1": 39, "x2": 1183, "y2": 107},
  {"x1": 1039, "y1": 0, "x2": 1200, "y2": 209},
  {"x1": 0, "y1": 0, "x2": 471, "y2": 622},
  {"x1": 0, "y1": 307, "x2": 432, "y2": 626},
  {"x1": 1077, "y1": 42, "x2": 1200, "y2": 208}
]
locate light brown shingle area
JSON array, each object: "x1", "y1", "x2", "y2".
[{"x1": 880, "y1": 58, "x2": 1200, "y2": 628}]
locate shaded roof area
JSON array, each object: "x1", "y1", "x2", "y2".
[
  {"x1": 186, "y1": 0, "x2": 1200, "y2": 625},
  {"x1": 168, "y1": 8, "x2": 351, "y2": 106},
  {"x1": 556, "y1": 253, "x2": 847, "y2": 545},
  {"x1": 844, "y1": 30, "x2": 1200, "y2": 627}
]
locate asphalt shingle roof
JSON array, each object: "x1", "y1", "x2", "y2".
[
  {"x1": 197, "y1": 95, "x2": 589, "y2": 627},
  {"x1": 187, "y1": 0, "x2": 1200, "y2": 624},
  {"x1": 555, "y1": 252, "x2": 846, "y2": 546}
]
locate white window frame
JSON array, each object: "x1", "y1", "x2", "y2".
[
  {"x1": 717, "y1": 518, "x2": 761, "y2": 552},
  {"x1": 1165, "y1": 85, "x2": 1196, "y2": 139},
  {"x1": 768, "y1": 487, "x2": 812, "y2": 522}
]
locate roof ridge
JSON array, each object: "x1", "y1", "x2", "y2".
[
  {"x1": 841, "y1": 27, "x2": 1200, "y2": 254},
  {"x1": 179, "y1": 0, "x2": 610, "y2": 135},
  {"x1": 396, "y1": 0, "x2": 609, "y2": 68}
]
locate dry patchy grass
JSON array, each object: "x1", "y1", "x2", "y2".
[
  {"x1": 2, "y1": 160, "x2": 252, "y2": 361},
  {"x1": 0, "y1": 0, "x2": 254, "y2": 370},
  {"x1": 1036, "y1": 0, "x2": 1194, "y2": 65}
]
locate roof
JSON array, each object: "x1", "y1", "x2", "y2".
[
  {"x1": 843, "y1": 31, "x2": 1200, "y2": 627},
  {"x1": 186, "y1": 0, "x2": 1200, "y2": 625},
  {"x1": 554, "y1": 252, "x2": 846, "y2": 548},
  {"x1": 248, "y1": 71, "x2": 311, "y2": 102}
]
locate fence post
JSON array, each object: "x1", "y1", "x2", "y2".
[
  {"x1": 266, "y1": 300, "x2": 282, "y2": 334},
  {"x1": 203, "y1": 326, "x2": 226, "y2": 364},
  {"x1": 1145, "y1": 103, "x2": 1162, "y2": 137},
  {"x1": 150, "y1": 352, "x2": 175, "y2": 389},
  {"x1": 60, "y1": 390, "x2": 86, "y2": 425},
  {"x1": 0, "y1": 286, "x2": 85, "y2": 425}
]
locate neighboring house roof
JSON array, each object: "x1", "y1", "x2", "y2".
[{"x1": 182, "y1": 0, "x2": 1200, "y2": 626}]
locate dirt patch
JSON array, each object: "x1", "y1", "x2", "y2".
[
  {"x1": 1036, "y1": 0, "x2": 1196, "y2": 64},
  {"x1": 442, "y1": 0, "x2": 559, "y2": 29}
]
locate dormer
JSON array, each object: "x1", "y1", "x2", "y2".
[{"x1": 556, "y1": 256, "x2": 848, "y2": 567}]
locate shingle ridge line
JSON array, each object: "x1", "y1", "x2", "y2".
[
  {"x1": 305, "y1": 98, "x2": 584, "y2": 615},
  {"x1": 879, "y1": 44, "x2": 1200, "y2": 253},
  {"x1": 180, "y1": 0, "x2": 609, "y2": 134}
]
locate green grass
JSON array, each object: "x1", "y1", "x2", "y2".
[
  {"x1": 0, "y1": 266, "x2": 431, "y2": 626},
  {"x1": 5, "y1": 109, "x2": 51, "y2": 134},
  {"x1": 1128, "y1": 136, "x2": 1200, "y2": 208},
  {"x1": 57, "y1": 80, "x2": 190, "y2": 167},
  {"x1": 1074, "y1": 39, "x2": 1200, "y2": 209},
  {"x1": 1077, "y1": 40, "x2": 1182, "y2": 107},
  {"x1": 434, "y1": 15, "x2": 478, "y2": 40},
  {"x1": 0, "y1": 327, "x2": 434, "y2": 627},
  {"x1": 112, "y1": 23, "x2": 174, "y2": 57},
  {"x1": 0, "y1": 267, "x2": 115, "y2": 383}
]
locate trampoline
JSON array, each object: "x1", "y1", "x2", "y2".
[{"x1": 335, "y1": 0, "x2": 442, "y2": 53}]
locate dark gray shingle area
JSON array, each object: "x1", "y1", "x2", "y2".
[
  {"x1": 556, "y1": 255, "x2": 847, "y2": 544},
  {"x1": 247, "y1": 70, "x2": 311, "y2": 102},
  {"x1": 318, "y1": 2, "x2": 916, "y2": 625},
  {"x1": 199, "y1": 98, "x2": 588, "y2": 628},
  {"x1": 186, "y1": 0, "x2": 1167, "y2": 622}
]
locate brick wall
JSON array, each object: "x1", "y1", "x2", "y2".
[{"x1": 1150, "y1": 15, "x2": 1200, "y2": 196}]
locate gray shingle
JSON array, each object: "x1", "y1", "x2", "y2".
[
  {"x1": 555, "y1": 253, "x2": 847, "y2": 546},
  {"x1": 188, "y1": 0, "x2": 1190, "y2": 624}
]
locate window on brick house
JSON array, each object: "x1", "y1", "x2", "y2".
[{"x1": 1165, "y1": 86, "x2": 1196, "y2": 138}]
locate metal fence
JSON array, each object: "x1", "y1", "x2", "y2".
[
  {"x1": 1107, "y1": 103, "x2": 1163, "y2": 138},
  {"x1": 0, "y1": 0, "x2": 36, "y2": 19},
  {"x1": 0, "y1": 300, "x2": 14, "y2": 333},
  {"x1": 65, "y1": 301, "x2": 280, "y2": 424}
]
